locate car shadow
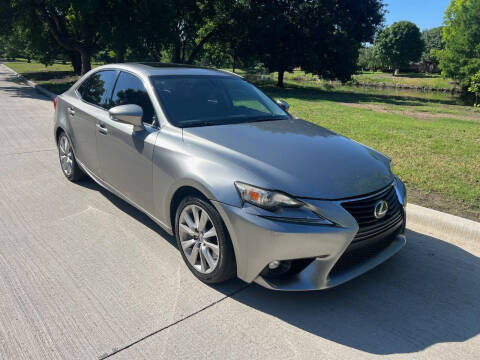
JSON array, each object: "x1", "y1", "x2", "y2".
[
  {"x1": 229, "y1": 229, "x2": 480, "y2": 354},
  {"x1": 75, "y1": 178, "x2": 480, "y2": 355},
  {"x1": 74, "y1": 178, "x2": 177, "y2": 247}
]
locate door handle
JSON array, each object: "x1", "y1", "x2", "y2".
[
  {"x1": 68, "y1": 107, "x2": 75, "y2": 116},
  {"x1": 96, "y1": 123, "x2": 108, "y2": 135}
]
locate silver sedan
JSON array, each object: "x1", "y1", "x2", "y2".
[{"x1": 54, "y1": 63, "x2": 407, "y2": 291}]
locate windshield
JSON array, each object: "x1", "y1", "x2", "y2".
[{"x1": 150, "y1": 75, "x2": 289, "y2": 127}]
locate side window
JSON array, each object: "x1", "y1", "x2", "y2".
[
  {"x1": 77, "y1": 70, "x2": 116, "y2": 108},
  {"x1": 109, "y1": 72, "x2": 155, "y2": 124}
]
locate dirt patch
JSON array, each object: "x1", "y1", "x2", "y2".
[
  {"x1": 407, "y1": 187, "x2": 480, "y2": 222},
  {"x1": 338, "y1": 102, "x2": 480, "y2": 122}
]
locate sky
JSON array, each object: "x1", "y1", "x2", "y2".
[{"x1": 383, "y1": 0, "x2": 450, "y2": 30}]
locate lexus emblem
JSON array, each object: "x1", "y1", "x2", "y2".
[{"x1": 374, "y1": 200, "x2": 389, "y2": 219}]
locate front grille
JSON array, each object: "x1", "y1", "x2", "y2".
[{"x1": 342, "y1": 185, "x2": 404, "y2": 243}]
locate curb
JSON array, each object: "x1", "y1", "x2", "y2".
[
  {"x1": 407, "y1": 203, "x2": 480, "y2": 242},
  {"x1": 0, "y1": 63, "x2": 56, "y2": 100}
]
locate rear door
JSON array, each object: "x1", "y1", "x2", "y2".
[
  {"x1": 96, "y1": 71, "x2": 159, "y2": 214},
  {"x1": 69, "y1": 70, "x2": 117, "y2": 175}
]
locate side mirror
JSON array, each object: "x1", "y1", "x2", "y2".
[
  {"x1": 109, "y1": 104, "x2": 144, "y2": 131},
  {"x1": 276, "y1": 99, "x2": 290, "y2": 112}
]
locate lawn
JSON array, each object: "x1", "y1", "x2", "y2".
[
  {"x1": 3, "y1": 59, "x2": 99, "y2": 94},
  {"x1": 353, "y1": 71, "x2": 458, "y2": 90},
  {"x1": 4, "y1": 60, "x2": 479, "y2": 220}
]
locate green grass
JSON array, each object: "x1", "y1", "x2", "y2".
[
  {"x1": 5, "y1": 60, "x2": 479, "y2": 219},
  {"x1": 4, "y1": 59, "x2": 100, "y2": 94},
  {"x1": 353, "y1": 71, "x2": 457, "y2": 90}
]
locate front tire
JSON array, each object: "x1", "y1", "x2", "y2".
[
  {"x1": 175, "y1": 196, "x2": 236, "y2": 284},
  {"x1": 57, "y1": 132, "x2": 85, "y2": 182}
]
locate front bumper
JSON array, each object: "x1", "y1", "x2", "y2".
[{"x1": 213, "y1": 181, "x2": 406, "y2": 291}]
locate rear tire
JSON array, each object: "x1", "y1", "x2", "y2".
[
  {"x1": 175, "y1": 196, "x2": 236, "y2": 284},
  {"x1": 57, "y1": 132, "x2": 86, "y2": 182}
]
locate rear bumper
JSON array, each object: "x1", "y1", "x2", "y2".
[{"x1": 212, "y1": 181, "x2": 406, "y2": 291}]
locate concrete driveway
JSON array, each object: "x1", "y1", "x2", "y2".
[{"x1": 0, "y1": 64, "x2": 479, "y2": 359}]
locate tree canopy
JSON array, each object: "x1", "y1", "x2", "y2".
[
  {"x1": 234, "y1": 0, "x2": 385, "y2": 86},
  {"x1": 437, "y1": 0, "x2": 480, "y2": 88},
  {"x1": 374, "y1": 21, "x2": 424, "y2": 75},
  {"x1": 0, "y1": 0, "x2": 385, "y2": 85},
  {"x1": 420, "y1": 27, "x2": 443, "y2": 73}
]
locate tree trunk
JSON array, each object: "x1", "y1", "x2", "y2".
[
  {"x1": 393, "y1": 68, "x2": 399, "y2": 76},
  {"x1": 27, "y1": 56, "x2": 31, "y2": 63},
  {"x1": 115, "y1": 47, "x2": 125, "y2": 63},
  {"x1": 69, "y1": 52, "x2": 82, "y2": 74},
  {"x1": 277, "y1": 69, "x2": 285, "y2": 87},
  {"x1": 232, "y1": 49, "x2": 236, "y2": 73},
  {"x1": 172, "y1": 39, "x2": 181, "y2": 63},
  {"x1": 79, "y1": 49, "x2": 91, "y2": 75}
]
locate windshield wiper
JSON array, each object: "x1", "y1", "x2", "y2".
[
  {"x1": 245, "y1": 116, "x2": 288, "y2": 123},
  {"x1": 179, "y1": 116, "x2": 287, "y2": 128},
  {"x1": 180, "y1": 120, "x2": 219, "y2": 128}
]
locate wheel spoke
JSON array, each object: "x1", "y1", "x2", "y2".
[
  {"x1": 201, "y1": 245, "x2": 216, "y2": 268},
  {"x1": 182, "y1": 211, "x2": 195, "y2": 230},
  {"x1": 59, "y1": 137, "x2": 65, "y2": 153},
  {"x1": 60, "y1": 155, "x2": 67, "y2": 166},
  {"x1": 189, "y1": 243, "x2": 200, "y2": 265},
  {"x1": 192, "y1": 206, "x2": 200, "y2": 229},
  {"x1": 64, "y1": 138, "x2": 70, "y2": 153},
  {"x1": 203, "y1": 241, "x2": 219, "y2": 256},
  {"x1": 181, "y1": 239, "x2": 196, "y2": 250},
  {"x1": 199, "y1": 248, "x2": 207, "y2": 272},
  {"x1": 203, "y1": 227, "x2": 217, "y2": 239},
  {"x1": 179, "y1": 224, "x2": 196, "y2": 237},
  {"x1": 198, "y1": 211, "x2": 208, "y2": 232}
]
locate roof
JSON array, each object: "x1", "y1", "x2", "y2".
[{"x1": 99, "y1": 62, "x2": 242, "y2": 78}]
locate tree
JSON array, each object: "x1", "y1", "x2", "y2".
[
  {"x1": 299, "y1": 0, "x2": 385, "y2": 83},
  {"x1": 420, "y1": 27, "x2": 443, "y2": 73},
  {"x1": 237, "y1": 0, "x2": 385, "y2": 87},
  {"x1": 4, "y1": 0, "x2": 114, "y2": 74},
  {"x1": 374, "y1": 21, "x2": 424, "y2": 75},
  {"x1": 437, "y1": 0, "x2": 480, "y2": 89},
  {"x1": 236, "y1": 0, "x2": 304, "y2": 87},
  {"x1": 468, "y1": 71, "x2": 480, "y2": 106}
]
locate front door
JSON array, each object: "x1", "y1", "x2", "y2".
[{"x1": 96, "y1": 71, "x2": 159, "y2": 214}]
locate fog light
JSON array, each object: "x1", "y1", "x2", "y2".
[{"x1": 268, "y1": 260, "x2": 281, "y2": 270}]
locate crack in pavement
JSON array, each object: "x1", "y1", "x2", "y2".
[
  {"x1": 1, "y1": 148, "x2": 57, "y2": 157},
  {"x1": 98, "y1": 283, "x2": 251, "y2": 359}
]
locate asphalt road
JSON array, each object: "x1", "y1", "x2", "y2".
[{"x1": 0, "y1": 64, "x2": 479, "y2": 360}]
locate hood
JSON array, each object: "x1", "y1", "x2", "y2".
[{"x1": 183, "y1": 118, "x2": 394, "y2": 199}]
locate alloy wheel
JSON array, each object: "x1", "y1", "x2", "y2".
[
  {"x1": 58, "y1": 135, "x2": 73, "y2": 176},
  {"x1": 179, "y1": 204, "x2": 219, "y2": 274}
]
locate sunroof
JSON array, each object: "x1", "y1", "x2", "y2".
[{"x1": 138, "y1": 62, "x2": 204, "y2": 69}]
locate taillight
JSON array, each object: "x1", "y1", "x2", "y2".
[{"x1": 53, "y1": 97, "x2": 58, "y2": 111}]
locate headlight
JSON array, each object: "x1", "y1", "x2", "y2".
[
  {"x1": 394, "y1": 176, "x2": 407, "y2": 207},
  {"x1": 235, "y1": 182, "x2": 303, "y2": 210}
]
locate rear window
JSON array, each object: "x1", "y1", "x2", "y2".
[{"x1": 77, "y1": 70, "x2": 116, "y2": 108}]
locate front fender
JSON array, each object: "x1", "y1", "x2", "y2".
[{"x1": 152, "y1": 127, "x2": 243, "y2": 231}]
